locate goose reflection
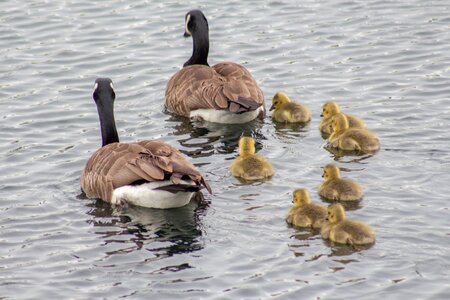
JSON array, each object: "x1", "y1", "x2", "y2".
[
  {"x1": 85, "y1": 193, "x2": 206, "y2": 257},
  {"x1": 325, "y1": 145, "x2": 377, "y2": 163},
  {"x1": 166, "y1": 114, "x2": 265, "y2": 157}
]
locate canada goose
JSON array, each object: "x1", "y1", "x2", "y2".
[
  {"x1": 80, "y1": 78, "x2": 211, "y2": 209},
  {"x1": 286, "y1": 188, "x2": 327, "y2": 229},
  {"x1": 270, "y1": 92, "x2": 311, "y2": 123},
  {"x1": 319, "y1": 164, "x2": 363, "y2": 201},
  {"x1": 319, "y1": 101, "x2": 367, "y2": 135},
  {"x1": 230, "y1": 136, "x2": 274, "y2": 181},
  {"x1": 321, "y1": 203, "x2": 375, "y2": 245},
  {"x1": 165, "y1": 9, "x2": 265, "y2": 124},
  {"x1": 328, "y1": 113, "x2": 380, "y2": 152}
]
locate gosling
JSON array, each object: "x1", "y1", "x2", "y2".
[
  {"x1": 270, "y1": 92, "x2": 311, "y2": 123},
  {"x1": 319, "y1": 164, "x2": 363, "y2": 201},
  {"x1": 319, "y1": 101, "x2": 367, "y2": 135},
  {"x1": 286, "y1": 188, "x2": 327, "y2": 229},
  {"x1": 230, "y1": 136, "x2": 274, "y2": 181},
  {"x1": 328, "y1": 113, "x2": 380, "y2": 152},
  {"x1": 321, "y1": 203, "x2": 375, "y2": 245}
]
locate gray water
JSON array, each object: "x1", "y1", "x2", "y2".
[{"x1": 1, "y1": 0, "x2": 449, "y2": 299}]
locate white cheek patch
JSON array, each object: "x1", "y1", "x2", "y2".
[
  {"x1": 185, "y1": 14, "x2": 191, "y2": 35},
  {"x1": 93, "y1": 82, "x2": 98, "y2": 93},
  {"x1": 110, "y1": 82, "x2": 114, "y2": 90}
]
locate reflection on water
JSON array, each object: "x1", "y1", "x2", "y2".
[
  {"x1": 324, "y1": 144, "x2": 379, "y2": 162},
  {"x1": 272, "y1": 120, "x2": 310, "y2": 143},
  {"x1": 166, "y1": 114, "x2": 265, "y2": 157},
  {"x1": 85, "y1": 194, "x2": 206, "y2": 257},
  {"x1": 322, "y1": 239, "x2": 374, "y2": 257}
]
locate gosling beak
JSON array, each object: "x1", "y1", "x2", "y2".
[
  {"x1": 325, "y1": 217, "x2": 329, "y2": 221},
  {"x1": 321, "y1": 174, "x2": 324, "y2": 178},
  {"x1": 320, "y1": 113, "x2": 324, "y2": 117},
  {"x1": 269, "y1": 105, "x2": 275, "y2": 111}
]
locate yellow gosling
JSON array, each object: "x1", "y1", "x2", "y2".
[
  {"x1": 270, "y1": 92, "x2": 311, "y2": 123},
  {"x1": 230, "y1": 137, "x2": 274, "y2": 181},
  {"x1": 321, "y1": 203, "x2": 375, "y2": 245},
  {"x1": 319, "y1": 101, "x2": 367, "y2": 135},
  {"x1": 328, "y1": 113, "x2": 380, "y2": 152},
  {"x1": 286, "y1": 188, "x2": 327, "y2": 229},
  {"x1": 319, "y1": 164, "x2": 363, "y2": 201}
]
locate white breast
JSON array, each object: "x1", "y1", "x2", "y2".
[
  {"x1": 190, "y1": 106, "x2": 263, "y2": 124},
  {"x1": 111, "y1": 180, "x2": 196, "y2": 209}
]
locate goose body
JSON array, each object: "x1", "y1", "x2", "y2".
[
  {"x1": 318, "y1": 164, "x2": 363, "y2": 201},
  {"x1": 270, "y1": 92, "x2": 311, "y2": 123},
  {"x1": 81, "y1": 78, "x2": 211, "y2": 209},
  {"x1": 319, "y1": 101, "x2": 367, "y2": 135},
  {"x1": 165, "y1": 10, "x2": 264, "y2": 124},
  {"x1": 230, "y1": 137, "x2": 274, "y2": 181},
  {"x1": 321, "y1": 203, "x2": 375, "y2": 245},
  {"x1": 328, "y1": 113, "x2": 379, "y2": 153},
  {"x1": 286, "y1": 188, "x2": 327, "y2": 229}
]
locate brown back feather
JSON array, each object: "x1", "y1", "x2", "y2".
[
  {"x1": 165, "y1": 62, "x2": 264, "y2": 117},
  {"x1": 80, "y1": 140, "x2": 211, "y2": 203}
]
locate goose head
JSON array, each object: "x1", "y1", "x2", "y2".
[
  {"x1": 183, "y1": 10, "x2": 209, "y2": 66},
  {"x1": 293, "y1": 188, "x2": 311, "y2": 207},
  {"x1": 322, "y1": 164, "x2": 341, "y2": 181},
  {"x1": 93, "y1": 78, "x2": 119, "y2": 146},
  {"x1": 238, "y1": 136, "x2": 256, "y2": 156},
  {"x1": 270, "y1": 92, "x2": 290, "y2": 111},
  {"x1": 326, "y1": 203, "x2": 346, "y2": 223}
]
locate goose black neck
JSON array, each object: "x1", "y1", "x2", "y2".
[
  {"x1": 184, "y1": 23, "x2": 209, "y2": 67},
  {"x1": 96, "y1": 96, "x2": 119, "y2": 147}
]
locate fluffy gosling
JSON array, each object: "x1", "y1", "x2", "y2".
[
  {"x1": 286, "y1": 188, "x2": 327, "y2": 229},
  {"x1": 328, "y1": 113, "x2": 380, "y2": 153},
  {"x1": 319, "y1": 164, "x2": 363, "y2": 201},
  {"x1": 230, "y1": 137, "x2": 274, "y2": 181},
  {"x1": 270, "y1": 92, "x2": 311, "y2": 123},
  {"x1": 321, "y1": 203, "x2": 375, "y2": 245},
  {"x1": 319, "y1": 101, "x2": 367, "y2": 135}
]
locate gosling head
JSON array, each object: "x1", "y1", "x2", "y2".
[
  {"x1": 322, "y1": 164, "x2": 341, "y2": 180},
  {"x1": 331, "y1": 113, "x2": 349, "y2": 133},
  {"x1": 326, "y1": 203, "x2": 346, "y2": 224},
  {"x1": 270, "y1": 92, "x2": 291, "y2": 111},
  {"x1": 321, "y1": 101, "x2": 341, "y2": 118},
  {"x1": 292, "y1": 188, "x2": 311, "y2": 207},
  {"x1": 238, "y1": 136, "x2": 256, "y2": 156}
]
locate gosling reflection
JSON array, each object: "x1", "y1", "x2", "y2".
[
  {"x1": 166, "y1": 114, "x2": 264, "y2": 157},
  {"x1": 86, "y1": 194, "x2": 206, "y2": 257}
]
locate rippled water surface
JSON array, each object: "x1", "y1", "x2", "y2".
[{"x1": 1, "y1": 0, "x2": 450, "y2": 299}]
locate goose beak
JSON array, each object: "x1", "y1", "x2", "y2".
[
  {"x1": 184, "y1": 31, "x2": 190, "y2": 38},
  {"x1": 269, "y1": 105, "x2": 275, "y2": 111}
]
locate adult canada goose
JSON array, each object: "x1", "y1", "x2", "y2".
[
  {"x1": 165, "y1": 9, "x2": 265, "y2": 124},
  {"x1": 328, "y1": 113, "x2": 380, "y2": 153},
  {"x1": 286, "y1": 188, "x2": 327, "y2": 229},
  {"x1": 270, "y1": 92, "x2": 311, "y2": 123},
  {"x1": 321, "y1": 203, "x2": 375, "y2": 245},
  {"x1": 81, "y1": 78, "x2": 211, "y2": 209},
  {"x1": 319, "y1": 101, "x2": 367, "y2": 135},
  {"x1": 319, "y1": 164, "x2": 363, "y2": 201},
  {"x1": 230, "y1": 136, "x2": 274, "y2": 181}
]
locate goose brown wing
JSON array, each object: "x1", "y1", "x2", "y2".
[
  {"x1": 165, "y1": 63, "x2": 264, "y2": 117},
  {"x1": 80, "y1": 141, "x2": 211, "y2": 203}
]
